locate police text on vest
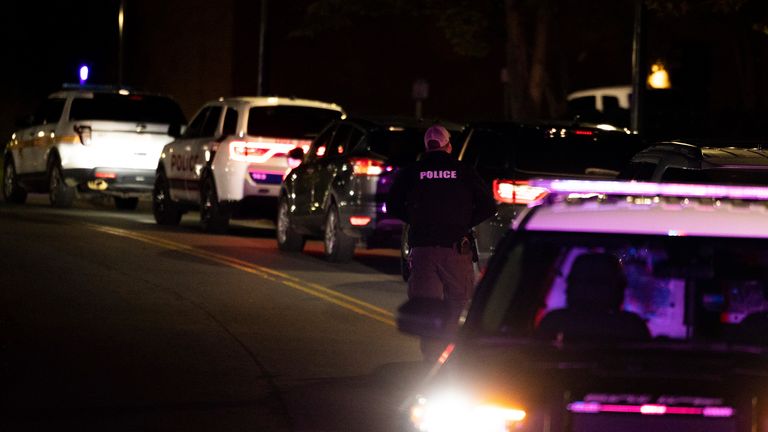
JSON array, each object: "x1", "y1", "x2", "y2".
[{"x1": 420, "y1": 170, "x2": 457, "y2": 179}]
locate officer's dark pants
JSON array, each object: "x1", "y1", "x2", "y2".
[{"x1": 408, "y1": 245, "x2": 475, "y2": 361}]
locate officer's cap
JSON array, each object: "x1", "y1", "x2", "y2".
[{"x1": 424, "y1": 125, "x2": 451, "y2": 150}]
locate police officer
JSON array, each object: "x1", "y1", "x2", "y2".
[{"x1": 387, "y1": 125, "x2": 496, "y2": 359}]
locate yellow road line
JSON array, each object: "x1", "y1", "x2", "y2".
[{"x1": 87, "y1": 224, "x2": 396, "y2": 326}]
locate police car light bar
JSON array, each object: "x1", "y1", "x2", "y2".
[{"x1": 530, "y1": 179, "x2": 768, "y2": 200}]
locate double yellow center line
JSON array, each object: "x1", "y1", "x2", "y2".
[{"x1": 88, "y1": 224, "x2": 395, "y2": 326}]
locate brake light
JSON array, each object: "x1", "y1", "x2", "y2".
[
  {"x1": 95, "y1": 172, "x2": 117, "y2": 179},
  {"x1": 229, "y1": 137, "x2": 312, "y2": 163},
  {"x1": 350, "y1": 158, "x2": 384, "y2": 176},
  {"x1": 573, "y1": 130, "x2": 594, "y2": 136},
  {"x1": 349, "y1": 216, "x2": 371, "y2": 226},
  {"x1": 493, "y1": 179, "x2": 549, "y2": 204}
]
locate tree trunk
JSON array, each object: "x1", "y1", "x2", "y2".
[
  {"x1": 528, "y1": 0, "x2": 550, "y2": 116},
  {"x1": 505, "y1": 0, "x2": 530, "y2": 120}
]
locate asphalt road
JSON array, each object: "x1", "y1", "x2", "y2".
[{"x1": 0, "y1": 195, "x2": 423, "y2": 431}]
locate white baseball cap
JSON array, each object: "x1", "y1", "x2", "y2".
[{"x1": 424, "y1": 125, "x2": 451, "y2": 150}]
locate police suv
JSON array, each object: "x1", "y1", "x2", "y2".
[
  {"x1": 152, "y1": 96, "x2": 344, "y2": 232},
  {"x1": 398, "y1": 179, "x2": 768, "y2": 432},
  {"x1": 3, "y1": 85, "x2": 186, "y2": 209}
]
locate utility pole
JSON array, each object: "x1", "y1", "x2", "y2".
[
  {"x1": 630, "y1": 0, "x2": 646, "y2": 134},
  {"x1": 257, "y1": 0, "x2": 267, "y2": 96}
]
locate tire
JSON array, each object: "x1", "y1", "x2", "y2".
[
  {"x1": 200, "y1": 173, "x2": 230, "y2": 233},
  {"x1": 152, "y1": 169, "x2": 182, "y2": 226},
  {"x1": 323, "y1": 203, "x2": 356, "y2": 262},
  {"x1": 2, "y1": 158, "x2": 27, "y2": 204},
  {"x1": 114, "y1": 197, "x2": 139, "y2": 211},
  {"x1": 276, "y1": 196, "x2": 305, "y2": 252},
  {"x1": 48, "y1": 156, "x2": 75, "y2": 208},
  {"x1": 400, "y1": 223, "x2": 412, "y2": 282}
]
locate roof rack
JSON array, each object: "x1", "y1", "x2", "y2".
[{"x1": 530, "y1": 179, "x2": 768, "y2": 200}]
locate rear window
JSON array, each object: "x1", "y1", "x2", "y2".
[
  {"x1": 247, "y1": 106, "x2": 341, "y2": 138},
  {"x1": 365, "y1": 129, "x2": 428, "y2": 165},
  {"x1": 69, "y1": 93, "x2": 186, "y2": 124}
]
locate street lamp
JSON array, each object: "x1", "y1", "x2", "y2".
[{"x1": 647, "y1": 61, "x2": 671, "y2": 89}]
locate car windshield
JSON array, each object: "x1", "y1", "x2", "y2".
[
  {"x1": 69, "y1": 93, "x2": 186, "y2": 124},
  {"x1": 247, "y1": 106, "x2": 341, "y2": 138},
  {"x1": 476, "y1": 231, "x2": 768, "y2": 348}
]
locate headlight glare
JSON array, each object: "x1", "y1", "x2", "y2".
[{"x1": 409, "y1": 393, "x2": 526, "y2": 432}]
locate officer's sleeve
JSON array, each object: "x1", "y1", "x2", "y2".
[
  {"x1": 386, "y1": 167, "x2": 411, "y2": 223},
  {"x1": 468, "y1": 169, "x2": 497, "y2": 227}
]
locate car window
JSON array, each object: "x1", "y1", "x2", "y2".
[
  {"x1": 307, "y1": 125, "x2": 335, "y2": 161},
  {"x1": 328, "y1": 124, "x2": 363, "y2": 156},
  {"x1": 460, "y1": 128, "x2": 515, "y2": 183},
  {"x1": 34, "y1": 98, "x2": 65, "y2": 125},
  {"x1": 69, "y1": 93, "x2": 185, "y2": 124},
  {"x1": 247, "y1": 106, "x2": 341, "y2": 139},
  {"x1": 662, "y1": 167, "x2": 768, "y2": 185},
  {"x1": 222, "y1": 107, "x2": 238, "y2": 136},
  {"x1": 477, "y1": 231, "x2": 768, "y2": 348},
  {"x1": 199, "y1": 106, "x2": 222, "y2": 138},
  {"x1": 183, "y1": 107, "x2": 210, "y2": 139}
]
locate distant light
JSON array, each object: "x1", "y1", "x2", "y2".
[
  {"x1": 118, "y1": 89, "x2": 130, "y2": 95},
  {"x1": 648, "y1": 61, "x2": 671, "y2": 89},
  {"x1": 79, "y1": 65, "x2": 89, "y2": 84}
]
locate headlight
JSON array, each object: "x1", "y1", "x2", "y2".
[{"x1": 409, "y1": 392, "x2": 526, "y2": 432}]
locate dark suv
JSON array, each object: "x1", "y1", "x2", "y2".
[
  {"x1": 276, "y1": 116, "x2": 462, "y2": 262},
  {"x1": 400, "y1": 121, "x2": 646, "y2": 279},
  {"x1": 620, "y1": 140, "x2": 768, "y2": 184}
]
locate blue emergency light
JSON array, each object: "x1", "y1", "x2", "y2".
[{"x1": 79, "y1": 65, "x2": 89, "y2": 85}]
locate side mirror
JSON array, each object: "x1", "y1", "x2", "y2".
[
  {"x1": 168, "y1": 123, "x2": 184, "y2": 138},
  {"x1": 396, "y1": 298, "x2": 451, "y2": 338},
  {"x1": 287, "y1": 147, "x2": 305, "y2": 169}
]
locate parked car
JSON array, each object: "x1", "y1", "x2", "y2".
[
  {"x1": 398, "y1": 179, "x2": 768, "y2": 432},
  {"x1": 3, "y1": 84, "x2": 186, "y2": 209},
  {"x1": 152, "y1": 96, "x2": 344, "y2": 232},
  {"x1": 619, "y1": 140, "x2": 768, "y2": 184},
  {"x1": 276, "y1": 116, "x2": 463, "y2": 262},
  {"x1": 400, "y1": 121, "x2": 646, "y2": 280}
]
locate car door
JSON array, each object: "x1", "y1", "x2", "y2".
[
  {"x1": 289, "y1": 124, "x2": 336, "y2": 228},
  {"x1": 309, "y1": 124, "x2": 358, "y2": 225},
  {"x1": 165, "y1": 105, "x2": 221, "y2": 203},
  {"x1": 16, "y1": 98, "x2": 65, "y2": 175}
]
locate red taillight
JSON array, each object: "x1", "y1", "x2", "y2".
[
  {"x1": 95, "y1": 171, "x2": 117, "y2": 179},
  {"x1": 349, "y1": 216, "x2": 372, "y2": 226},
  {"x1": 229, "y1": 137, "x2": 312, "y2": 163},
  {"x1": 573, "y1": 129, "x2": 594, "y2": 136},
  {"x1": 350, "y1": 158, "x2": 384, "y2": 176},
  {"x1": 493, "y1": 179, "x2": 548, "y2": 204}
]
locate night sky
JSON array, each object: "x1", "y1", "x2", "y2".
[{"x1": 2, "y1": 0, "x2": 767, "y2": 141}]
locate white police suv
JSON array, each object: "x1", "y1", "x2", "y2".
[
  {"x1": 398, "y1": 179, "x2": 768, "y2": 432},
  {"x1": 3, "y1": 85, "x2": 186, "y2": 209},
  {"x1": 152, "y1": 96, "x2": 344, "y2": 232}
]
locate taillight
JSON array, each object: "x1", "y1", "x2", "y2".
[
  {"x1": 573, "y1": 129, "x2": 594, "y2": 136},
  {"x1": 493, "y1": 179, "x2": 548, "y2": 204},
  {"x1": 350, "y1": 158, "x2": 384, "y2": 176},
  {"x1": 229, "y1": 137, "x2": 312, "y2": 163}
]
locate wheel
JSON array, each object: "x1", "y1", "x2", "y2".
[
  {"x1": 48, "y1": 156, "x2": 75, "y2": 208},
  {"x1": 152, "y1": 169, "x2": 182, "y2": 226},
  {"x1": 3, "y1": 158, "x2": 27, "y2": 203},
  {"x1": 276, "y1": 196, "x2": 305, "y2": 252},
  {"x1": 323, "y1": 203, "x2": 356, "y2": 262},
  {"x1": 200, "y1": 173, "x2": 230, "y2": 233},
  {"x1": 400, "y1": 223, "x2": 412, "y2": 282},
  {"x1": 114, "y1": 197, "x2": 139, "y2": 210}
]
